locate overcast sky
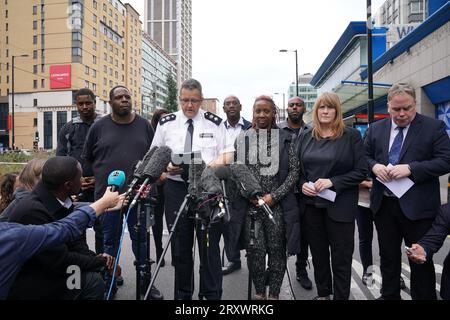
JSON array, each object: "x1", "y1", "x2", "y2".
[{"x1": 126, "y1": 0, "x2": 385, "y2": 119}]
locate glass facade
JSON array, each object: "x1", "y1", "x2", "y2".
[
  {"x1": 141, "y1": 33, "x2": 177, "y2": 119},
  {"x1": 43, "y1": 111, "x2": 52, "y2": 149}
]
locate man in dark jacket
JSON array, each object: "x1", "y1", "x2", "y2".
[
  {"x1": 7, "y1": 156, "x2": 113, "y2": 300},
  {"x1": 279, "y1": 96, "x2": 312, "y2": 290},
  {"x1": 221, "y1": 95, "x2": 252, "y2": 275},
  {"x1": 407, "y1": 203, "x2": 450, "y2": 300}
]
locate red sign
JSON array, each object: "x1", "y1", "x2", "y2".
[{"x1": 50, "y1": 65, "x2": 71, "y2": 89}]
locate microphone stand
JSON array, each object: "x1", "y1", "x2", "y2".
[
  {"x1": 144, "y1": 193, "x2": 197, "y2": 300},
  {"x1": 246, "y1": 206, "x2": 259, "y2": 300},
  {"x1": 132, "y1": 184, "x2": 157, "y2": 300}
]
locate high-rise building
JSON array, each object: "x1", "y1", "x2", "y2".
[
  {"x1": 374, "y1": 0, "x2": 428, "y2": 26},
  {"x1": 288, "y1": 73, "x2": 318, "y2": 112},
  {"x1": 0, "y1": 0, "x2": 142, "y2": 150},
  {"x1": 141, "y1": 32, "x2": 177, "y2": 119},
  {"x1": 144, "y1": 0, "x2": 192, "y2": 87}
]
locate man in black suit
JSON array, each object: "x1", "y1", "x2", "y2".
[
  {"x1": 407, "y1": 203, "x2": 450, "y2": 300},
  {"x1": 365, "y1": 83, "x2": 450, "y2": 300},
  {"x1": 221, "y1": 95, "x2": 252, "y2": 275}
]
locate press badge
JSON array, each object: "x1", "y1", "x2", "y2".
[{"x1": 199, "y1": 133, "x2": 214, "y2": 138}]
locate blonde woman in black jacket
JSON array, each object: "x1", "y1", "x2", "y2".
[{"x1": 297, "y1": 92, "x2": 367, "y2": 300}]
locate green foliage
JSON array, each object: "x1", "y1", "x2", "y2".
[
  {"x1": 0, "y1": 150, "x2": 52, "y2": 175},
  {"x1": 164, "y1": 74, "x2": 178, "y2": 113}
]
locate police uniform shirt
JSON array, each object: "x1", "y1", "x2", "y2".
[
  {"x1": 151, "y1": 109, "x2": 234, "y2": 182},
  {"x1": 223, "y1": 117, "x2": 246, "y2": 146}
]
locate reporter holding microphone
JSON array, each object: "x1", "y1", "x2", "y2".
[
  {"x1": 296, "y1": 92, "x2": 367, "y2": 300},
  {"x1": 0, "y1": 186, "x2": 125, "y2": 300}
]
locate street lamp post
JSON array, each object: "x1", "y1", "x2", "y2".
[
  {"x1": 280, "y1": 49, "x2": 299, "y2": 97},
  {"x1": 366, "y1": 1, "x2": 375, "y2": 124},
  {"x1": 11, "y1": 54, "x2": 29, "y2": 149}
]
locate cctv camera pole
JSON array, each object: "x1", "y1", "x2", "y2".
[{"x1": 367, "y1": 0, "x2": 375, "y2": 125}]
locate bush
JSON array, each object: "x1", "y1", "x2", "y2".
[{"x1": 0, "y1": 150, "x2": 52, "y2": 175}]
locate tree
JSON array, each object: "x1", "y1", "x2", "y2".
[{"x1": 164, "y1": 74, "x2": 178, "y2": 113}]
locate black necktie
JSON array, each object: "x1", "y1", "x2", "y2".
[{"x1": 184, "y1": 119, "x2": 194, "y2": 152}]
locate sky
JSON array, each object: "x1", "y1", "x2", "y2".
[{"x1": 126, "y1": 0, "x2": 386, "y2": 119}]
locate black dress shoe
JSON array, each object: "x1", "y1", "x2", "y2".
[
  {"x1": 362, "y1": 272, "x2": 374, "y2": 286},
  {"x1": 296, "y1": 269, "x2": 313, "y2": 290},
  {"x1": 147, "y1": 285, "x2": 164, "y2": 300},
  {"x1": 116, "y1": 275, "x2": 124, "y2": 286},
  {"x1": 222, "y1": 262, "x2": 241, "y2": 275}
]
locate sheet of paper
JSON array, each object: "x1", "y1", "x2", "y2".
[
  {"x1": 308, "y1": 182, "x2": 336, "y2": 203},
  {"x1": 376, "y1": 164, "x2": 415, "y2": 198}
]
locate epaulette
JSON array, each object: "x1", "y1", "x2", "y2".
[
  {"x1": 204, "y1": 112, "x2": 222, "y2": 126},
  {"x1": 159, "y1": 113, "x2": 176, "y2": 125}
]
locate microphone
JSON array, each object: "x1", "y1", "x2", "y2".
[
  {"x1": 215, "y1": 166, "x2": 232, "y2": 222},
  {"x1": 229, "y1": 163, "x2": 276, "y2": 225},
  {"x1": 126, "y1": 146, "x2": 159, "y2": 194},
  {"x1": 188, "y1": 157, "x2": 206, "y2": 198},
  {"x1": 107, "y1": 170, "x2": 126, "y2": 192},
  {"x1": 129, "y1": 146, "x2": 172, "y2": 209}
]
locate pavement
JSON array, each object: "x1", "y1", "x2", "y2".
[{"x1": 86, "y1": 221, "x2": 448, "y2": 301}]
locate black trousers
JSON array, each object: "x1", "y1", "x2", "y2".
[
  {"x1": 164, "y1": 179, "x2": 223, "y2": 300},
  {"x1": 151, "y1": 185, "x2": 165, "y2": 260},
  {"x1": 304, "y1": 204, "x2": 355, "y2": 300},
  {"x1": 221, "y1": 196, "x2": 247, "y2": 264},
  {"x1": 374, "y1": 197, "x2": 437, "y2": 300},
  {"x1": 295, "y1": 194, "x2": 310, "y2": 271},
  {"x1": 356, "y1": 206, "x2": 374, "y2": 273}
]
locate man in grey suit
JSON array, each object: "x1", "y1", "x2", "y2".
[{"x1": 364, "y1": 83, "x2": 450, "y2": 300}]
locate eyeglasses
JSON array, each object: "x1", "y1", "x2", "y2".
[
  {"x1": 179, "y1": 98, "x2": 202, "y2": 105},
  {"x1": 288, "y1": 102, "x2": 304, "y2": 107}
]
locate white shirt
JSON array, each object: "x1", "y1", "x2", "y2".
[
  {"x1": 151, "y1": 109, "x2": 234, "y2": 182},
  {"x1": 57, "y1": 197, "x2": 73, "y2": 209},
  {"x1": 223, "y1": 117, "x2": 246, "y2": 147},
  {"x1": 388, "y1": 119, "x2": 411, "y2": 152}
]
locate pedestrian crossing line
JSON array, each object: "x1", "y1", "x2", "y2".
[
  {"x1": 351, "y1": 259, "x2": 380, "y2": 299},
  {"x1": 350, "y1": 277, "x2": 368, "y2": 300},
  {"x1": 402, "y1": 262, "x2": 411, "y2": 273},
  {"x1": 434, "y1": 264, "x2": 443, "y2": 274}
]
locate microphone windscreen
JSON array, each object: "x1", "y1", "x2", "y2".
[
  {"x1": 134, "y1": 146, "x2": 158, "y2": 178},
  {"x1": 107, "y1": 170, "x2": 126, "y2": 191},
  {"x1": 214, "y1": 166, "x2": 231, "y2": 181},
  {"x1": 201, "y1": 166, "x2": 222, "y2": 194},
  {"x1": 229, "y1": 163, "x2": 262, "y2": 198},
  {"x1": 188, "y1": 158, "x2": 205, "y2": 198},
  {"x1": 142, "y1": 146, "x2": 172, "y2": 183}
]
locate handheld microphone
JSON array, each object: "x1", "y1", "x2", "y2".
[
  {"x1": 229, "y1": 163, "x2": 276, "y2": 225},
  {"x1": 107, "y1": 170, "x2": 126, "y2": 192},
  {"x1": 129, "y1": 146, "x2": 172, "y2": 209},
  {"x1": 126, "y1": 146, "x2": 159, "y2": 194}
]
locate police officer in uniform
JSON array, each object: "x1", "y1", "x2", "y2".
[{"x1": 151, "y1": 79, "x2": 234, "y2": 300}]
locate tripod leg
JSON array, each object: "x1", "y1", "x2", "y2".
[
  {"x1": 144, "y1": 195, "x2": 190, "y2": 301},
  {"x1": 285, "y1": 256, "x2": 297, "y2": 300}
]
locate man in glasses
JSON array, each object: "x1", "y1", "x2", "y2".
[
  {"x1": 278, "y1": 96, "x2": 313, "y2": 290},
  {"x1": 220, "y1": 96, "x2": 252, "y2": 276},
  {"x1": 151, "y1": 79, "x2": 234, "y2": 300}
]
